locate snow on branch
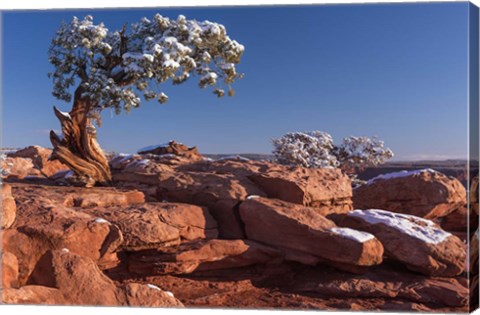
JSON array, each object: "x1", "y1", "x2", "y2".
[{"x1": 48, "y1": 14, "x2": 245, "y2": 115}]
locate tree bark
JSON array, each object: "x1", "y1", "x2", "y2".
[{"x1": 50, "y1": 86, "x2": 112, "y2": 187}]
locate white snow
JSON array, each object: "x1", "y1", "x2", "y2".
[
  {"x1": 162, "y1": 60, "x2": 180, "y2": 69},
  {"x1": 165, "y1": 291, "x2": 175, "y2": 298},
  {"x1": 246, "y1": 195, "x2": 261, "y2": 200},
  {"x1": 61, "y1": 248, "x2": 70, "y2": 253},
  {"x1": 147, "y1": 284, "x2": 162, "y2": 291},
  {"x1": 217, "y1": 155, "x2": 250, "y2": 161},
  {"x1": 201, "y1": 72, "x2": 218, "y2": 80},
  {"x1": 367, "y1": 169, "x2": 438, "y2": 185},
  {"x1": 329, "y1": 227, "x2": 375, "y2": 243},
  {"x1": 348, "y1": 209, "x2": 452, "y2": 244},
  {"x1": 58, "y1": 110, "x2": 71, "y2": 119},
  {"x1": 124, "y1": 159, "x2": 152, "y2": 171},
  {"x1": 94, "y1": 218, "x2": 110, "y2": 224},
  {"x1": 137, "y1": 143, "x2": 171, "y2": 153}
]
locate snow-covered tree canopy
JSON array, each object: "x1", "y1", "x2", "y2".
[
  {"x1": 335, "y1": 136, "x2": 394, "y2": 172},
  {"x1": 272, "y1": 131, "x2": 394, "y2": 172},
  {"x1": 272, "y1": 131, "x2": 340, "y2": 168},
  {"x1": 48, "y1": 14, "x2": 245, "y2": 118}
]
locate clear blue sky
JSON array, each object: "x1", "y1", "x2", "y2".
[{"x1": 1, "y1": 3, "x2": 470, "y2": 159}]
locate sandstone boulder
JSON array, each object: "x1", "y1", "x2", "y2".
[
  {"x1": 114, "y1": 164, "x2": 266, "y2": 239},
  {"x1": 2, "y1": 183, "x2": 16, "y2": 229},
  {"x1": 1, "y1": 156, "x2": 40, "y2": 179},
  {"x1": 8, "y1": 145, "x2": 70, "y2": 177},
  {"x1": 138, "y1": 140, "x2": 203, "y2": 161},
  {"x1": 124, "y1": 283, "x2": 183, "y2": 307},
  {"x1": 63, "y1": 190, "x2": 145, "y2": 207},
  {"x1": 127, "y1": 239, "x2": 282, "y2": 276},
  {"x1": 331, "y1": 209, "x2": 466, "y2": 276},
  {"x1": 239, "y1": 197, "x2": 383, "y2": 271},
  {"x1": 2, "y1": 251, "x2": 19, "y2": 289},
  {"x1": 2, "y1": 203, "x2": 123, "y2": 284},
  {"x1": 114, "y1": 159, "x2": 354, "y2": 238},
  {"x1": 249, "y1": 167, "x2": 353, "y2": 215},
  {"x1": 2, "y1": 285, "x2": 66, "y2": 305},
  {"x1": 441, "y1": 207, "x2": 477, "y2": 233},
  {"x1": 27, "y1": 250, "x2": 183, "y2": 307},
  {"x1": 84, "y1": 202, "x2": 218, "y2": 251},
  {"x1": 353, "y1": 169, "x2": 466, "y2": 219}
]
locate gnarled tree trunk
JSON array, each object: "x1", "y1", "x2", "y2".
[{"x1": 50, "y1": 86, "x2": 112, "y2": 187}]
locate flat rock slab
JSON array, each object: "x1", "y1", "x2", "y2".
[
  {"x1": 353, "y1": 169, "x2": 466, "y2": 219},
  {"x1": 330, "y1": 209, "x2": 466, "y2": 277},
  {"x1": 84, "y1": 202, "x2": 218, "y2": 251},
  {"x1": 127, "y1": 239, "x2": 283, "y2": 276},
  {"x1": 239, "y1": 197, "x2": 383, "y2": 270},
  {"x1": 63, "y1": 190, "x2": 145, "y2": 207},
  {"x1": 249, "y1": 167, "x2": 353, "y2": 214}
]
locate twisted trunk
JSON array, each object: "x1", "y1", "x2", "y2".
[{"x1": 50, "y1": 86, "x2": 112, "y2": 187}]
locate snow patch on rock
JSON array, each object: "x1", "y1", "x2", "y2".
[
  {"x1": 217, "y1": 155, "x2": 250, "y2": 161},
  {"x1": 329, "y1": 227, "x2": 375, "y2": 243},
  {"x1": 366, "y1": 169, "x2": 438, "y2": 185},
  {"x1": 94, "y1": 218, "x2": 110, "y2": 224},
  {"x1": 146, "y1": 284, "x2": 161, "y2": 291},
  {"x1": 348, "y1": 209, "x2": 452, "y2": 244}
]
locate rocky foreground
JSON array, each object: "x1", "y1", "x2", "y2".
[{"x1": 1, "y1": 144, "x2": 478, "y2": 311}]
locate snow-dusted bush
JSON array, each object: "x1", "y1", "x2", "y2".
[
  {"x1": 272, "y1": 131, "x2": 393, "y2": 173},
  {"x1": 272, "y1": 131, "x2": 340, "y2": 168},
  {"x1": 335, "y1": 136, "x2": 394, "y2": 174}
]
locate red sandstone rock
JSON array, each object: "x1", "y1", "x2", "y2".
[
  {"x1": 248, "y1": 167, "x2": 353, "y2": 215},
  {"x1": 124, "y1": 283, "x2": 183, "y2": 307},
  {"x1": 2, "y1": 285, "x2": 66, "y2": 305},
  {"x1": 83, "y1": 202, "x2": 218, "y2": 250},
  {"x1": 1, "y1": 156, "x2": 40, "y2": 179},
  {"x1": 63, "y1": 190, "x2": 145, "y2": 207},
  {"x1": 26, "y1": 250, "x2": 183, "y2": 307},
  {"x1": 114, "y1": 159, "x2": 354, "y2": 238},
  {"x1": 353, "y1": 169, "x2": 466, "y2": 219},
  {"x1": 138, "y1": 140, "x2": 203, "y2": 161},
  {"x1": 239, "y1": 197, "x2": 383, "y2": 270},
  {"x1": 292, "y1": 264, "x2": 468, "y2": 308},
  {"x1": 8, "y1": 145, "x2": 69, "y2": 177},
  {"x1": 2, "y1": 183, "x2": 16, "y2": 229},
  {"x1": 2, "y1": 202, "x2": 123, "y2": 285},
  {"x1": 441, "y1": 207, "x2": 477, "y2": 232},
  {"x1": 127, "y1": 239, "x2": 282, "y2": 276},
  {"x1": 331, "y1": 209, "x2": 466, "y2": 277},
  {"x1": 2, "y1": 251, "x2": 19, "y2": 289}
]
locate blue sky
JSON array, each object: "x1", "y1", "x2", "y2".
[{"x1": 1, "y1": 3, "x2": 470, "y2": 159}]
